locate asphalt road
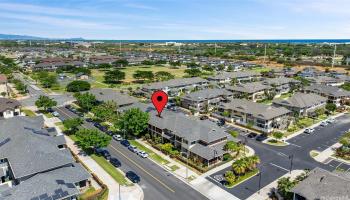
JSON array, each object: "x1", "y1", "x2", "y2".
[
  {"x1": 55, "y1": 106, "x2": 208, "y2": 200},
  {"x1": 14, "y1": 73, "x2": 74, "y2": 107},
  {"x1": 208, "y1": 114, "x2": 350, "y2": 200}
]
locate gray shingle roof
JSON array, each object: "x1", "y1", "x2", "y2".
[
  {"x1": 88, "y1": 88, "x2": 138, "y2": 107},
  {"x1": 272, "y1": 92, "x2": 327, "y2": 109},
  {"x1": 291, "y1": 167, "x2": 350, "y2": 199},
  {"x1": 226, "y1": 82, "x2": 271, "y2": 94},
  {"x1": 181, "y1": 89, "x2": 232, "y2": 101},
  {"x1": 2, "y1": 163, "x2": 90, "y2": 200},
  {"x1": 142, "y1": 77, "x2": 208, "y2": 90},
  {"x1": 0, "y1": 116, "x2": 73, "y2": 179},
  {"x1": 262, "y1": 77, "x2": 300, "y2": 86},
  {"x1": 0, "y1": 98, "x2": 21, "y2": 112},
  {"x1": 208, "y1": 71, "x2": 260, "y2": 80},
  {"x1": 219, "y1": 99, "x2": 291, "y2": 120},
  {"x1": 304, "y1": 84, "x2": 350, "y2": 97}
]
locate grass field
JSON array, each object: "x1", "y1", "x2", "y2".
[
  {"x1": 91, "y1": 65, "x2": 186, "y2": 84},
  {"x1": 22, "y1": 109, "x2": 36, "y2": 117}
]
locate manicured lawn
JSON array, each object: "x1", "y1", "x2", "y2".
[
  {"x1": 266, "y1": 139, "x2": 287, "y2": 146},
  {"x1": 226, "y1": 169, "x2": 259, "y2": 188},
  {"x1": 90, "y1": 154, "x2": 130, "y2": 186},
  {"x1": 22, "y1": 109, "x2": 36, "y2": 117},
  {"x1": 91, "y1": 65, "x2": 186, "y2": 84},
  {"x1": 129, "y1": 140, "x2": 170, "y2": 165},
  {"x1": 43, "y1": 112, "x2": 54, "y2": 118},
  {"x1": 277, "y1": 92, "x2": 293, "y2": 100},
  {"x1": 169, "y1": 165, "x2": 180, "y2": 171},
  {"x1": 69, "y1": 134, "x2": 79, "y2": 142},
  {"x1": 78, "y1": 187, "x2": 96, "y2": 199},
  {"x1": 55, "y1": 122, "x2": 67, "y2": 132}
]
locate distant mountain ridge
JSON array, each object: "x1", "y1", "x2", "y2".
[{"x1": 0, "y1": 34, "x2": 84, "y2": 41}]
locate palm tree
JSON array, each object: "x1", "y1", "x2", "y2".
[
  {"x1": 245, "y1": 155, "x2": 260, "y2": 171},
  {"x1": 232, "y1": 159, "x2": 248, "y2": 175}
]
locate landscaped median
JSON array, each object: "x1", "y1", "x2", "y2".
[
  {"x1": 129, "y1": 140, "x2": 170, "y2": 165},
  {"x1": 225, "y1": 169, "x2": 259, "y2": 188},
  {"x1": 91, "y1": 154, "x2": 132, "y2": 186}
]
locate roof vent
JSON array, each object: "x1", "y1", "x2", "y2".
[{"x1": 320, "y1": 176, "x2": 325, "y2": 182}]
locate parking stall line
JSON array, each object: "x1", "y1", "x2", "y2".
[{"x1": 269, "y1": 163, "x2": 289, "y2": 172}]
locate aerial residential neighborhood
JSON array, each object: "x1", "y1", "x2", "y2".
[{"x1": 0, "y1": 1, "x2": 350, "y2": 200}]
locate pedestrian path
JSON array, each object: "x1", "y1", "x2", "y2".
[{"x1": 44, "y1": 116, "x2": 144, "y2": 200}]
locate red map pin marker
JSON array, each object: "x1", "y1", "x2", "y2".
[{"x1": 151, "y1": 90, "x2": 168, "y2": 117}]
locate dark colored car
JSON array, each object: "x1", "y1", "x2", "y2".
[
  {"x1": 120, "y1": 139, "x2": 130, "y2": 147},
  {"x1": 256, "y1": 134, "x2": 268, "y2": 142},
  {"x1": 106, "y1": 131, "x2": 114, "y2": 136},
  {"x1": 247, "y1": 132, "x2": 258, "y2": 138},
  {"x1": 94, "y1": 122, "x2": 102, "y2": 128},
  {"x1": 99, "y1": 126, "x2": 108, "y2": 132},
  {"x1": 110, "y1": 157, "x2": 121, "y2": 167},
  {"x1": 85, "y1": 118, "x2": 94, "y2": 123},
  {"x1": 217, "y1": 119, "x2": 225, "y2": 126},
  {"x1": 47, "y1": 107, "x2": 54, "y2": 113},
  {"x1": 64, "y1": 105, "x2": 71, "y2": 110},
  {"x1": 200, "y1": 115, "x2": 209, "y2": 120},
  {"x1": 95, "y1": 148, "x2": 111, "y2": 160},
  {"x1": 126, "y1": 171, "x2": 140, "y2": 183}
]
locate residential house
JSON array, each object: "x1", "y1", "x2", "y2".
[
  {"x1": 88, "y1": 88, "x2": 138, "y2": 108},
  {"x1": 89, "y1": 55, "x2": 120, "y2": 66},
  {"x1": 225, "y1": 82, "x2": 271, "y2": 102},
  {"x1": 141, "y1": 77, "x2": 209, "y2": 98},
  {"x1": 303, "y1": 84, "x2": 350, "y2": 107},
  {"x1": 272, "y1": 93, "x2": 327, "y2": 116},
  {"x1": 262, "y1": 77, "x2": 301, "y2": 97},
  {"x1": 291, "y1": 167, "x2": 350, "y2": 200},
  {"x1": 181, "y1": 89, "x2": 232, "y2": 113},
  {"x1": 118, "y1": 103, "x2": 238, "y2": 167},
  {"x1": 0, "y1": 74, "x2": 8, "y2": 97},
  {"x1": 217, "y1": 99, "x2": 291, "y2": 133},
  {"x1": 0, "y1": 98, "x2": 22, "y2": 119},
  {"x1": 75, "y1": 72, "x2": 89, "y2": 80},
  {"x1": 0, "y1": 116, "x2": 91, "y2": 200},
  {"x1": 207, "y1": 71, "x2": 260, "y2": 84},
  {"x1": 307, "y1": 76, "x2": 344, "y2": 86},
  {"x1": 33, "y1": 57, "x2": 85, "y2": 71}
]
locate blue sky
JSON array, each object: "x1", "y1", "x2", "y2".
[{"x1": 0, "y1": 0, "x2": 349, "y2": 39}]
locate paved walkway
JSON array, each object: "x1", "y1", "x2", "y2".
[
  {"x1": 246, "y1": 170, "x2": 304, "y2": 200},
  {"x1": 44, "y1": 116, "x2": 144, "y2": 200},
  {"x1": 137, "y1": 139, "x2": 244, "y2": 200}
]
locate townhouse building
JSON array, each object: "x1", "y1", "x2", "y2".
[
  {"x1": 217, "y1": 99, "x2": 291, "y2": 133},
  {"x1": 272, "y1": 93, "x2": 327, "y2": 116},
  {"x1": 0, "y1": 98, "x2": 22, "y2": 119},
  {"x1": 303, "y1": 84, "x2": 350, "y2": 107},
  {"x1": 207, "y1": 71, "x2": 260, "y2": 84},
  {"x1": 261, "y1": 77, "x2": 300, "y2": 97},
  {"x1": 181, "y1": 88, "x2": 232, "y2": 113},
  {"x1": 307, "y1": 76, "x2": 345, "y2": 86},
  {"x1": 225, "y1": 82, "x2": 271, "y2": 102},
  {"x1": 0, "y1": 116, "x2": 91, "y2": 200}
]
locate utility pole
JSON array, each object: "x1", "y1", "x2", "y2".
[
  {"x1": 257, "y1": 172, "x2": 262, "y2": 194},
  {"x1": 289, "y1": 154, "x2": 294, "y2": 174},
  {"x1": 119, "y1": 41, "x2": 122, "y2": 53},
  {"x1": 149, "y1": 43, "x2": 152, "y2": 52},
  {"x1": 332, "y1": 44, "x2": 337, "y2": 68},
  {"x1": 263, "y1": 44, "x2": 267, "y2": 65},
  {"x1": 214, "y1": 43, "x2": 217, "y2": 54}
]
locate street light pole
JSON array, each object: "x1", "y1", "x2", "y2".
[
  {"x1": 289, "y1": 154, "x2": 294, "y2": 174},
  {"x1": 258, "y1": 172, "x2": 262, "y2": 194}
]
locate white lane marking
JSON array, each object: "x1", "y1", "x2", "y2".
[
  {"x1": 277, "y1": 152, "x2": 288, "y2": 157},
  {"x1": 207, "y1": 175, "x2": 222, "y2": 185},
  {"x1": 269, "y1": 163, "x2": 289, "y2": 172},
  {"x1": 288, "y1": 143, "x2": 302, "y2": 148}
]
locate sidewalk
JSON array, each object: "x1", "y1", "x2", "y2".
[
  {"x1": 137, "y1": 139, "x2": 243, "y2": 200},
  {"x1": 246, "y1": 170, "x2": 304, "y2": 200},
  {"x1": 44, "y1": 116, "x2": 144, "y2": 200}
]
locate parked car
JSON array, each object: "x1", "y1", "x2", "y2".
[
  {"x1": 199, "y1": 115, "x2": 209, "y2": 120},
  {"x1": 94, "y1": 122, "x2": 102, "y2": 128},
  {"x1": 126, "y1": 171, "x2": 140, "y2": 183},
  {"x1": 326, "y1": 118, "x2": 335, "y2": 124},
  {"x1": 109, "y1": 157, "x2": 121, "y2": 167},
  {"x1": 256, "y1": 134, "x2": 268, "y2": 141},
  {"x1": 217, "y1": 119, "x2": 225, "y2": 126},
  {"x1": 52, "y1": 111, "x2": 60, "y2": 117},
  {"x1": 113, "y1": 134, "x2": 123, "y2": 141},
  {"x1": 47, "y1": 107, "x2": 54, "y2": 113},
  {"x1": 247, "y1": 132, "x2": 258, "y2": 139},
  {"x1": 85, "y1": 118, "x2": 94, "y2": 123},
  {"x1": 121, "y1": 139, "x2": 130, "y2": 147},
  {"x1": 128, "y1": 145, "x2": 138, "y2": 153},
  {"x1": 64, "y1": 105, "x2": 71, "y2": 110},
  {"x1": 304, "y1": 128, "x2": 315, "y2": 134},
  {"x1": 137, "y1": 151, "x2": 149, "y2": 158},
  {"x1": 320, "y1": 121, "x2": 328, "y2": 127},
  {"x1": 106, "y1": 131, "x2": 114, "y2": 136},
  {"x1": 95, "y1": 148, "x2": 111, "y2": 160}
]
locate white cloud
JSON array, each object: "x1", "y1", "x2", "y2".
[{"x1": 125, "y1": 3, "x2": 158, "y2": 10}]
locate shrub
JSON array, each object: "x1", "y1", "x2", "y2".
[{"x1": 66, "y1": 80, "x2": 91, "y2": 92}]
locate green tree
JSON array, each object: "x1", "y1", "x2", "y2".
[
  {"x1": 244, "y1": 155, "x2": 260, "y2": 171},
  {"x1": 184, "y1": 68, "x2": 202, "y2": 77},
  {"x1": 66, "y1": 80, "x2": 91, "y2": 92},
  {"x1": 224, "y1": 170, "x2": 236, "y2": 186},
  {"x1": 232, "y1": 158, "x2": 248, "y2": 175},
  {"x1": 113, "y1": 59, "x2": 128, "y2": 67},
  {"x1": 104, "y1": 69, "x2": 125, "y2": 84},
  {"x1": 117, "y1": 108, "x2": 150, "y2": 137},
  {"x1": 133, "y1": 70, "x2": 154, "y2": 82},
  {"x1": 272, "y1": 132, "x2": 284, "y2": 140},
  {"x1": 229, "y1": 130, "x2": 239, "y2": 138},
  {"x1": 91, "y1": 101, "x2": 118, "y2": 122},
  {"x1": 340, "y1": 82, "x2": 350, "y2": 91},
  {"x1": 160, "y1": 143, "x2": 174, "y2": 154},
  {"x1": 35, "y1": 95, "x2": 57, "y2": 111},
  {"x1": 75, "y1": 129, "x2": 111, "y2": 150},
  {"x1": 155, "y1": 71, "x2": 175, "y2": 81},
  {"x1": 63, "y1": 118, "x2": 83, "y2": 133},
  {"x1": 325, "y1": 103, "x2": 337, "y2": 113},
  {"x1": 74, "y1": 92, "x2": 96, "y2": 111},
  {"x1": 277, "y1": 177, "x2": 296, "y2": 200}
]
